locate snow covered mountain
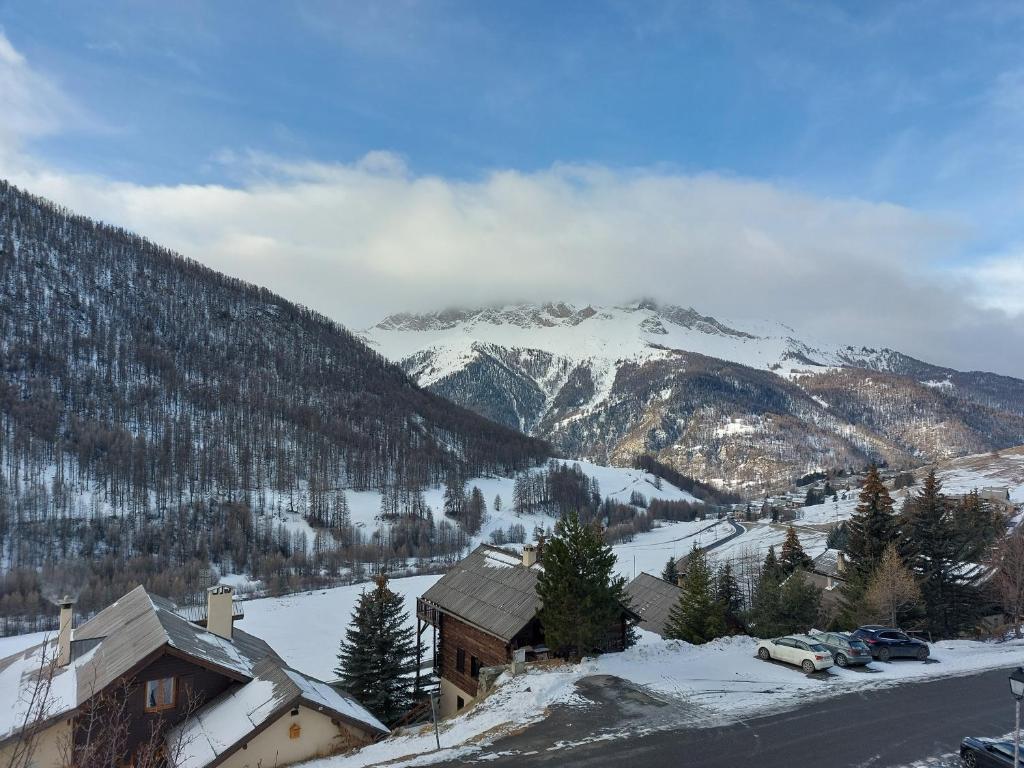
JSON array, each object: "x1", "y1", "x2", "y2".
[{"x1": 364, "y1": 301, "x2": 1024, "y2": 491}]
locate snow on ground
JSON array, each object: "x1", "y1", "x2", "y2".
[
  {"x1": 241, "y1": 575, "x2": 441, "y2": 682},
  {"x1": 796, "y1": 492, "x2": 860, "y2": 525},
  {"x1": 707, "y1": 521, "x2": 829, "y2": 564},
  {"x1": 929, "y1": 447, "x2": 1024, "y2": 504},
  {"x1": 345, "y1": 458, "x2": 698, "y2": 536},
  {"x1": 612, "y1": 519, "x2": 735, "y2": 580},
  {"x1": 308, "y1": 631, "x2": 1024, "y2": 767}
]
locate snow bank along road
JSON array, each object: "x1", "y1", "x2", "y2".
[{"x1": 437, "y1": 667, "x2": 1018, "y2": 767}]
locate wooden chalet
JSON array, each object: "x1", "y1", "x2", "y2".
[
  {"x1": 417, "y1": 544, "x2": 634, "y2": 717},
  {"x1": 0, "y1": 585, "x2": 388, "y2": 768},
  {"x1": 623, "y1": 572, "x2": 683, "y2": 638}
]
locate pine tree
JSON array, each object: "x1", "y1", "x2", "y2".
[
  {"x1": 662, "y1": 557, "x2": 679, "y2": 585},
  {"x1": 716, "y1": 562, "x2": 742, "y2": 617},
  {"x1": 335, "y1": 573, "x2": 422, "y2": 724},
  {"x1": 846, "y1": 466, "x2": 896, "y2": 584},
  {"x1": 464, "y1": 486, "x2": 486, "y2": 534},
  {"x1": 762, "y1": 546, "x2": 783, "y2": 583},
  {"x1": 775, "y1": 570, "x2": 822, "y2": 633},
  {"x1": 780, "y1": 526, "x2": 812, "y2": 574},
  {"x1": 899, "y1": 470, "x2": 976, "y2": 636},
  {"x1": 443, "y1": 473, "x2": 466, "y2": 521},
  {"x1": 536, "y1": 512, "x2": 632, "y2": 660},
  {"x1": 750, "y1": 566, "x2": 782, "y2": 638},
  {"x1": 493, "y1": 494, "x2": 502, "y2": 512},
  {"x1": 664, "y1": 546, "x2": 725, "y2": 644}
]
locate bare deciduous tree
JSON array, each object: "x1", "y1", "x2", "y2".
[
  {"x1": 864, "y1": 543, "x2": 921, "y2": 627},
  {"x1": 990, "y1": 530, "x2": 1024, "y2": 638},
  {"x1": 5, "y1": 639, "x2": 58, "y2": 768}
]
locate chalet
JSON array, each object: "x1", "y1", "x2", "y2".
[
  {"x1": 807, "y1": 548, "x2": 849, "y2": 618},
  {"x1": 417, "y1": 544, "x2": 634, "y2": 717},
  {"x1": 623, "y1": 572, "x2": 683, "y2": 638},
  {"x1": 0, "y1": 585, "x2": 388, "y2": 768}
]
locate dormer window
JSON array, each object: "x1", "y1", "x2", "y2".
[{"x1": 144, "y1": 678, "x2": 176, "y2": 712}]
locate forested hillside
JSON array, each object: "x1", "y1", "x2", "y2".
[{"x1": 0, "y1": 181, "x2": 549, "y2": 626}]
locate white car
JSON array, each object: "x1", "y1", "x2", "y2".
[{"x1": 757, "y1": 634, "x2": 834, "y2": 673}]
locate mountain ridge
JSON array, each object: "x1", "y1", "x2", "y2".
[{"x1": 364, "y1": 300, "x2": 1024, "y2": 491}]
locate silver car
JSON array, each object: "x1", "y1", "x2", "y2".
[{"x1": 808, "y1": 630, "x2": 873, "y2": 667}]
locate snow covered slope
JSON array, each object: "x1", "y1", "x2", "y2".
[{"x1": 364, "y1": 301, "x2": 1024, "y2": 492}]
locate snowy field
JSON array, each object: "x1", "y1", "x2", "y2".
[
  {"x1": 305, "y1": 630, "x2": 1024, "y2": 768},
  {"x1": 612, "y1": 518, "x2": 735, "y2": 580},
  {"x1": 931, "y1": 447, "x2": 1024, "y2": 504},
  {"x1": 241, "y1": 575, "x2": 442, "y2": 681},
  {"x1": 706, "y1": 521, "x2": 829, "y2": 565}
]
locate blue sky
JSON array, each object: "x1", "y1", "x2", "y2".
[{"x1": 1, "y1": 1, "x2": 1023, "y2": 373}]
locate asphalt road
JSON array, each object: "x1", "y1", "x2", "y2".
[{"x1": 439, "y1": 667, "x2": 1019, "y2": 767}]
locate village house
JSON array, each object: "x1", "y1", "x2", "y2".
[
  {"x1": 0, "y1": 584, "x2": 388, "y2": 768},
  {"x1": 623, "y1": 572, "x2": 683, "y2": 638},
  {"x1": 807, "y1": 548, "x2": 850, "y2": 618},
  {"x1": 417, "y1": 544, "x2": 635, "y2": 717}
]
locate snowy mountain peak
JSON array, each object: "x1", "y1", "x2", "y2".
[{"x1": 364, "y1": 300, "x2": 846, "y2": 378}]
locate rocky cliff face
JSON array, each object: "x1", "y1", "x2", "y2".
[{"x1": 364, "y1": 301, "x2": 1024, "y2": 492}]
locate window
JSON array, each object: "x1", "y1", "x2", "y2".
[
  {"x1": 144, "y1": 678, "x2": 176, "y2": 712},
  {"x1": 456, "y1": 696, "x2": 465, "y2": 711},
  {"x1": 288, "y1": 723, "x2": 301, "y2": 740},
  {"x1": 456, "y1": 648, "x2": 466, "y2": 673},
  {"x1": 470, "y1": 656, "x2": 481, "y2": 679}
]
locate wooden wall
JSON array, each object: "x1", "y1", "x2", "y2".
[
  {"x1": 74, "y1": 650, "x2": 235, "y2": 760},
  {"x1": 438, "y1": 615, "x2": 509, "y2": 698}
]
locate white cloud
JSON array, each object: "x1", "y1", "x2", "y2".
[
  {"x1": 961, "y1": 252, "x2": 1024, "y2": 316},
  {"x1": 0, "y1": 29, "x2": 82, "y2": 158},
  {"x1": 0, "y1": 30, "x2": 1022, "y2": 377}
]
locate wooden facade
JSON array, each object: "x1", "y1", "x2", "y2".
[{"x1": 75, "y1": 650, "x2": 236, "y2": 759}]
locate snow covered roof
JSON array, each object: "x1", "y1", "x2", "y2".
[
  {"x1": 421, "y1": 544, "x2": 543, "y2": 641},
  {"x1": 168, "y1": 658, "x2": 387, "y2": 768},
  {"x1": 812, "y1": 549, "x2": 847, "y2": 580},
  {"x1": 624, "y1": 573, "x2": 682, "y2": 638},
  {"x1": 0, "y1": 585, "x2": 386, "y2": 753}
]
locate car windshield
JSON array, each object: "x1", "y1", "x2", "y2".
[
  {"x1": 849, "y1": 640, "x2": 869, "y2": 650},
  {"x1": 809, "y1": 643, "x2": 828, "y2": 653}
]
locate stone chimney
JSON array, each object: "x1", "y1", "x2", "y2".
[
  {"x1": 207, "y1": 585, "x2": 235, "y2": 640},
  {"x1": 57, "y1": 596, "x2": 75, "y2": 667},
  {"x1": 836, "y1": 552, "x2": 847, "y2": 574},
  {"x1": 522, "y1": 545, "x2": 538, "y2": 568},
  {"x1": 676, "y1": 574, "x2": 685, "y2": 588}
]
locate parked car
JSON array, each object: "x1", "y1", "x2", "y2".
[
  {"x1": 851, "y1": 626, "x2": 930, "y2": 661},
  {"x1": 960, "y1": 736, "x2": 1024, "y2": 766},
  {"x1": 756, "y1": 634, "x2": 834, "y2": 673},
  {"x1": 807, "y1": 630, "x2": 873, "y2": 667}
]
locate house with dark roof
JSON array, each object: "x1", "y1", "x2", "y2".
[
  {"x1": 808, "y1": 548, "x2": 849, "y2": 618},
  {"x1": 623, "y1": 572, "x2": 683, "y2": 638},
  {"x1": 0, "y1": 584, "x2": 388, "y2": 768},
  {"x1": 417, "y1": 544, "x2": 634, "y2": 717}
]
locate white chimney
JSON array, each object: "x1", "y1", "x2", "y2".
[
  {"x1": 57, "y1": 596, "x2": 74, "y2": 667},
  {"x1": 522, "y1": 545, "x2": 538, "y2": 568},
  {"x1": 207, "y1": 585, "x2": 235, "y2": 640}
]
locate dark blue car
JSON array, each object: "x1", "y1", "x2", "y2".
[
  {"x1": 960, "y1": 736, "x2": 1024, "y2": 766},
  {"x1": 850, "y1": 625, "x2": 929, "y2": 661}
]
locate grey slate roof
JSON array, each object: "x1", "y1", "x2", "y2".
[
  {"x1": 624, "y1": 572, "x2": 682, "y2": 637},
  {"x1": 420, "y1": 544, "x2": 542, "y2": 641},
  {"x1": 812, "y1": 549, "x2": 846, "y2": 581}
]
